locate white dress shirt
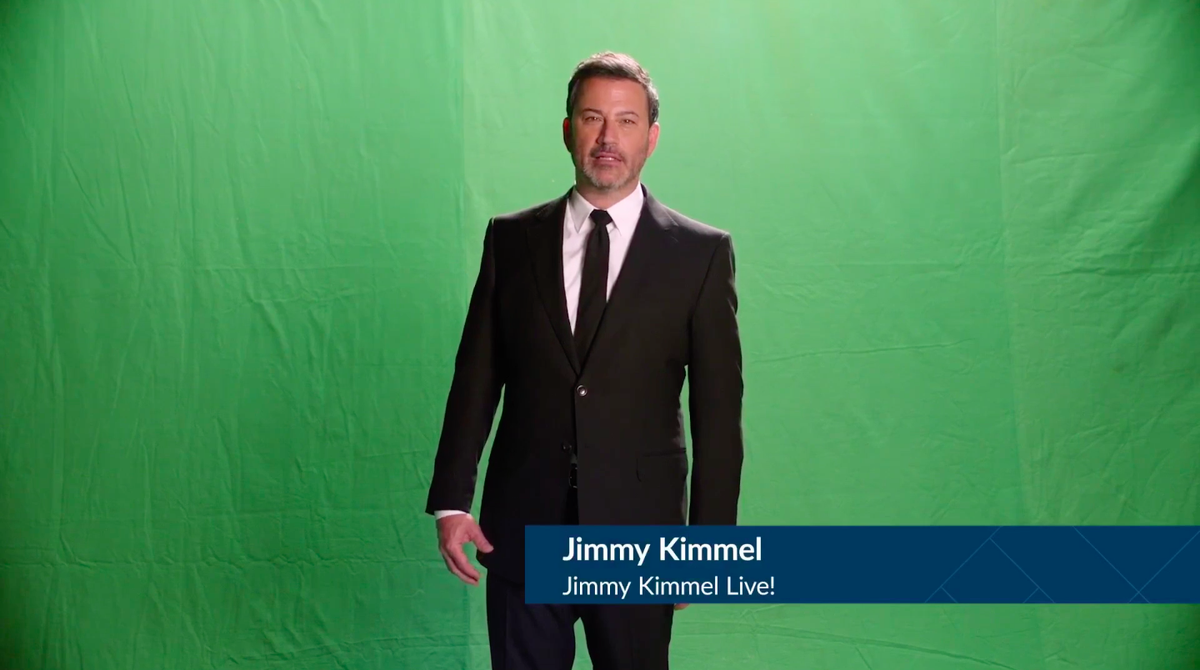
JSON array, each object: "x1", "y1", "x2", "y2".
[{"x1": 435, "y1": 184, "x2": 644, "y2": 520}]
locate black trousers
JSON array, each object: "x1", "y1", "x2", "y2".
[{"x1": 485, "y1": 487, "x2": 676, "y2": 670}]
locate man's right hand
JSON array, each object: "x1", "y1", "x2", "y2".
[{"x1": 436, "y1": 514, "x2": 494, "y2": 586}]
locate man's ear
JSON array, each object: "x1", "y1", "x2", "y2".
[{"x1": 562, "y1": 118, "x2": 572, "y2": 149}]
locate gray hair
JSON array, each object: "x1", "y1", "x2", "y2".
[{"x1": 566, "y1": 51, "x2": 660, "y2": 124}]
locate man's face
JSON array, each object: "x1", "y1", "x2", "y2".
[{"x1": 564, "y1": 77, "x2": 659, "y2": 193}]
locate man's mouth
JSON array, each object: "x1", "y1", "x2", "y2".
[{"x1": 593, "y1": 153, "x2": 622, "y2": 164}]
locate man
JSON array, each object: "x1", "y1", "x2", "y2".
[{"x1": 425, "y1": 51, "x2": 744, "y2": 669}]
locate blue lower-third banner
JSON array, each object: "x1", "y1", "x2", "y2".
[{"x1": 523, "y1": 525, "x2": 1200, "y2": 604}]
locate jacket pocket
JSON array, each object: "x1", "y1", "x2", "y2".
[{"x1": 636, "y1": 449, "x2": 688, "y2": 482}]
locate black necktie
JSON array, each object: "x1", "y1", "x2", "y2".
[{"x1": 574, "y1": 209, "x2": 611, "y2": 360}]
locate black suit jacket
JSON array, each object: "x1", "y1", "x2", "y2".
[{"x1": 425, "y1": 184, "x2": 744, "y2": 582}]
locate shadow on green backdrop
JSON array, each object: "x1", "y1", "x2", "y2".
[{"x1": 1, "y1": 0, "x2": 1198, "y2": 668}]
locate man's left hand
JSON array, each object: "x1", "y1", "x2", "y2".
[{"x1": 674, "y1": 603, "x2": 689, "y2": 610}]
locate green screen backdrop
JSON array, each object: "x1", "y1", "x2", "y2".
[{"x1": 2, "y1": 0, "x2": 1198, "y2": 668}]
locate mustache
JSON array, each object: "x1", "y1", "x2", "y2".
[{"x1": 590, "y1": 146, "x2": 623, "y2": 159}]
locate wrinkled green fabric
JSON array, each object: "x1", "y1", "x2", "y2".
[{"x1": 1, "y1": 0, "x2": 1197, "y2": 667}]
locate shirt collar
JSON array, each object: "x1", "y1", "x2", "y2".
[{"x1": 566, "y1": 182, "x2": 644, "y2": 236}]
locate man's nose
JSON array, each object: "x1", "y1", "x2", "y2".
[{"x1": 598, "y1": 120, "x2": 617, "y2": 143}]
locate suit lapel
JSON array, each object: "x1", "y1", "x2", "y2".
[
  {"x1": 525, "y1": 192, "x2": 581, "y2": 374},
  {"x1": 579, "y1": 187, "x2": 677, "y2": 370}
]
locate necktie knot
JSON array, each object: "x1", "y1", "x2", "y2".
[{"x1": 589, "y1": 209, "x2": 613, "y2": 227}]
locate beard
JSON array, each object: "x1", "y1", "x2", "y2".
[{"x1": 577, "y1": 144, "x2": 643, "y2": 192}]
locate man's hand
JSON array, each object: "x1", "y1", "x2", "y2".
[
  {"x1": 436, "y1": 514, "x2": 494, "y2": 586},
  {"x1": 674, "y1": 603, "x2": 689, "y2": 610}
]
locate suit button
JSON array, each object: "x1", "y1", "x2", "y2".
[
  {"x1": 576, "y1": 385, "x2": 588, "y2": 397},
  {"x1": 561, "y1": 443, "x2": 571, "y2": 451}
]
